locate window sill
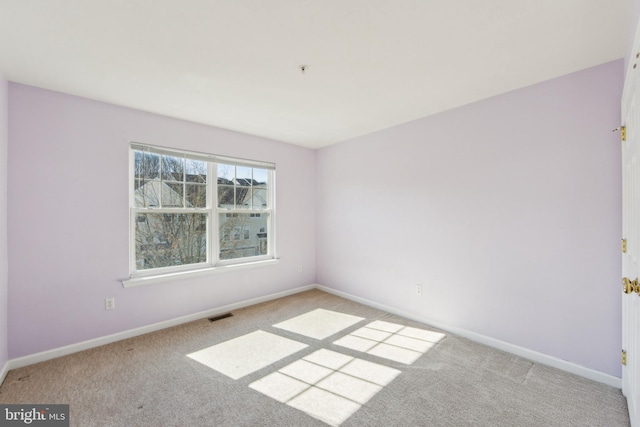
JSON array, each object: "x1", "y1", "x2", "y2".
[{"x1": 121, "y1": 258, "x2": 280, "y2": 288}]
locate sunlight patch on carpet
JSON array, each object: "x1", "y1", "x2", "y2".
[
  {"x1": 334, "y1": 321, "x2": 445, "y2": 364},
  {"x1": 187, "y1": 330, "x2": 307, "y2": 379},
  {"x1": 273, "y1": 308, "x2": 364, "y2": 340},
  {"x1": 250, "y1": 349, "x2": 401, "y2": 426}
]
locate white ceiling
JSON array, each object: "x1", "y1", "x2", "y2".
[{"x1": 0, "y1": 0, "x2": 631, "y2": 149}]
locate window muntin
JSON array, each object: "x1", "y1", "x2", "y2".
[
  {"x1": 217, "y1": 164, "x2": 269, "y2": 210},
  {"x1": 130, "y1": 144, "x2": 275, "y2": 278}
]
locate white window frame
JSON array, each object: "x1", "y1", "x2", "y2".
[{"x1": 125, "y1": 142, "x2": 276, "y2": 287}]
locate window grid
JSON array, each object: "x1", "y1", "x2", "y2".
[{"x1": 130, "y1": 144, "x2": 275, "y2": 278}]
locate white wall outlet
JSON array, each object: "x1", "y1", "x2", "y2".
[
  {"x1": 297, "y1": 265, "x2": 303, "y2": 273},
  {"x1": 416, "y1": 285, "x2": 422, "y2": 296},
  {"x1": 105, "y1": 297, "x2": 115, "y2": 310}
]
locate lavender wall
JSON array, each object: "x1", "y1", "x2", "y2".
[
  {"x1": 7, "y1": 84, "x2": 316, "y2": 358},
  {"x1": 317, "y1": 60, "x2": 624, "y2": 377},
  {"x1": 0, "y1": 74, "x2": 8, "y2": 369}
]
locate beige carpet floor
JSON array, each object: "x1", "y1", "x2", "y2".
[{"x1": 0, "y1": 289, "x2": 630, "y2": 426}]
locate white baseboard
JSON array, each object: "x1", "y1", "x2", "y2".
[
  {"x1": 5, "y1": 284, "x2": 315, "y2": 373},
  {"x1": 315, "y1": 284, "x2": 622, "y2": 389},
  {"x1": 2, "y1": 283, "x2": 621, "y2": 390}
]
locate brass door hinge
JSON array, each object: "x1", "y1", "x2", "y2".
[
  {"x1": 622, "y1": 126, "x2": 627, "y2": 142},
  {"x1": 623, "y1": 239, "x2": 627, "y2": 253},
  {"x1": 623, "y1": 350, "x2": 627, "y2": 366},
  {"x1": 623, "y1": 277, "x2": 638, "y2": 294}
]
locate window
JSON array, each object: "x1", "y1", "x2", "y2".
[{"x1": 130, "y1": 143, "x2": 275, "y2": 279}]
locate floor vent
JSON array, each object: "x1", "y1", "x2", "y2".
[{"x1": 208, "y1": 313, "x2": 233, "y2": 322}]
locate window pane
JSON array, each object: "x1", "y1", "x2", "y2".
[
  {"x1": 135, "y1": 180, "x2": 161, "y2": 207},
  {"x1": 235, "y1": 166, "x2": 252, "y2": 210},
  {"x1": 234, "y1": 183, "x2": 251, "y2": 209},
  {"x1": 253, "y1": 168, "x2": 268, "y2": 185},
  {"x1": 236, "y1": 166, "x2": 252, "y2": 181},
  {"x1": 163, "y1": 183, "x2": 184, "y2": 208},
  {"x1": 218, "y1": 212, "x2": 268, "y2": 260},
  {"x1": 135, "y1": 151, "x2": 160, "y2": 180},
  {"x1": 186, "y1": 159, "x2": 207, "y2": 183},
  {"x1": 217, "y1": 164, "x2": 235, "y2": 181},
  {"x1": 186, "y1": 183, "x2": 206, "y2": 208},
  {"x1": 218, "y1": 164, "x2": 235, "y2": 208},
  {"x1": 134, "y1": 151, "x2": 144, "y2": 180},
  {"x1": 248, "y1": 169, "x2": 268, "y2": 210},
  {"x1": 135, "y1": 213, "x2": 207, "y2": 270},
  {"x1": 217, "y1": 183, "x2": 235, "y2": 208},
  {"x1": 162, "y1": 155, "x2": 184, "y2": 181},
  {"x1": 251, "y1": 186, "x2": 268, "y2": 210}
]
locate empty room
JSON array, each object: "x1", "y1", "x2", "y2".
[{"x1": 0, "y1": 1, "x2": 639, "y2": 426}]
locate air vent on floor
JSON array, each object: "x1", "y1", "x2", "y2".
[{"x1": 208, "y1": 313, "x2": 233, "y2": 322}]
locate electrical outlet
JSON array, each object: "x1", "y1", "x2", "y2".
[
  {"x1": 297, "y1": 265, "x2": 303, "y2": 273},
  {"x1": 416, "y1": 285, "x2": 422, "y2": 296},
  {"x1": 105, "y1": 297, "x2": 115, "y2": 310}
]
